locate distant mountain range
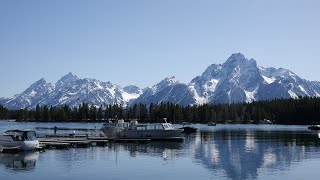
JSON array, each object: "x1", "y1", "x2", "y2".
[
  {"x1": 0, "y1": 73, "x2": 143, "y2": 109},
  {"x1": 1, "y1": 53, "x2": 320, "y2": 109}
]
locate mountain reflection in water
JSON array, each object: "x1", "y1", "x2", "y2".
[
  {"x1": 186, "y1": 128, "x2": 320, "y2": 180},
  {"x1": 91, "y1": 127, "x2": 320, "y2": 179}
]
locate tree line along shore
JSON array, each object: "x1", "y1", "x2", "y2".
[{"x1": 0, "y1": 96, "x2": 320, "y2": 125}]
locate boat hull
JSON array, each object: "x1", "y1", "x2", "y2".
[
  {"x1": 180, "y1": 127, "x2": 198, "y2": 133},
  {"x1": 0, "y1": 136, "x2": 39, "y2": 151},
  {"x1": 120, "y1": 129, "x2": 183, "y2": 141},
  {"x1": 308, "y1": 125, "x2": 320, "y2": 130}
]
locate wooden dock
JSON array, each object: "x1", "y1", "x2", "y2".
[
  {"x1": 0, "y1": 146, "x2": 22, "y2": 153},
  {"x1": 40, "y1": 142, "x2": 70, "y2": 149},
  {"x1": 39, "y1": 137, "x2": 92, "y2": 148},
  {"x1": 0, "y1": 146, "x2": 45, "y2": 154},
  {"x1": 38, "y1": 136, "x2": 151, "y2": 149},
  {"x1": 1, "y1": 136, "x2": 153, "y2": 153}
]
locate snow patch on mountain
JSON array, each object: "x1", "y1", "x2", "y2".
[
  {"x1": 262, "y1": 75, "x2": 276, "y2": 84},
  {"x1": 122, "y1": 91, "x2": 142, "y2": 102},
  {"x1": 299, "y1": 85, "x2": 309, "y2": 96},
  {"x1": 188, "y1": 84, "x2": 208, "y2": 104},
  {"x1": 244, "y1": 88, "x2": 258, "y2": 103},
  {"x1": 288, "y1": 90, "x2": 298, "y2": 99}
]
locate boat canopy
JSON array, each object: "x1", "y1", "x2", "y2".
[{"x1": 4, "y1": 130, "x2": 37, "y2": 141}]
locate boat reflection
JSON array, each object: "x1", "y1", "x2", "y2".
[
  {"x1": 106, "y1": 141, "x2": 183, "y2": 160},
  {"x1": 0, "y1": 151, "x2": 39, "y2": 171}
]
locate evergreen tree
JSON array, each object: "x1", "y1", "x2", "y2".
[
  {"x1": 35, "y1": 104, "x2": 41, "y2": 121},
  {"x1": 97, "y1": 105, "x2": 104, "y2": 120}
]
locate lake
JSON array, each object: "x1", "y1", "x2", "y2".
[{"x1": 1, "y1": 120, "x2": 320, "y2": 180}]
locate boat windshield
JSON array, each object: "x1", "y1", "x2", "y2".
[
  {"x1": 163, "y1": 123, "x2": 174, "y2": 130},
  {"x1": 23, "y1": 131, "x2": 37, "y2": 141},
  {"x1": 135, "y1": 123, "x2": 174, "y2": 130},
  {"x1": 136, "y1": 124, "x2": 164, "y2": 130},
  {"x1": 102, "y1": 122, "x2": 129, "y2": 129}
]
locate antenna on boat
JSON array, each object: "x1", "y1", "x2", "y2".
[{"x1": 163, "y1": 118, "x2": 167, "y2": 123}]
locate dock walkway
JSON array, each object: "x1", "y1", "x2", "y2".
[
  {"x1": 1, "y1": 136, "x2": 158, "y2": 153},
  {"x1": 0, "y1": 146, "x2": 21, "y2": 153},
  {"x1": 38, "y1": 136, "x2": 151, "y2": 149}
]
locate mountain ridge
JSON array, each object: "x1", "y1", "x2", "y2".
[{"x1": 1, "y1": 53, "x2": 320, "y2": 109}]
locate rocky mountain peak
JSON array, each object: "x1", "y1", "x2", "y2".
[
  {"x1": 27, "y1": 78, "x2": 53, "y2": 93},
  {"x1": 32, "y1": 78, "x2": 47, "y2": 86},
  {"x1": 60, "y1": 72, "x2": 78, "y2": 81},
  {"x1": 224, "y1": 53, "x2": 247, "y2": 65},
  {"x1": 155, "y1": 76, "x2": 178, "y2": 90},
  {"x1": 163, "y1": 76, "x2": 177, "y2": 83},
  {"x1": 56, "y1": 72, "x2": 79, "y2": 86},
  {"x1": 200, "y1": 64, "x2": 222, "y2": 79}
]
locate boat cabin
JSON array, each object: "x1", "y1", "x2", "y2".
[
  {"x1": 133, "y1": 123, "x2": 175, "y2": 131},
  {"x1": 102, "y1": 120, "x2": 131, "y2": 129},
  {"x1": 4, "y1": 130, "x2": 37, "y2": 141}
]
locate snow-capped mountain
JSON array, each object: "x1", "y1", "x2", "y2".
[
  {"x1": 0, "y1": 73, "x2": 142, "y2": 109},
  {"x1": 131, "y1": 77, "x2": 195, "y2": 106},
  {"x1": 190, "y1": 53, "x2": 263, "y2": 104},
  {"x1": 2, "y1": 78, "x2": 54, "y2": 109},
  {"x1": 134, "y1": 53, "x2": 320, "y2": 105},
  {"x1": 1, "y1": 53, "x2": 320, "y2": 109},
  {"x1": 194, "y1": 53, "x2": 320, "y2": 103}
]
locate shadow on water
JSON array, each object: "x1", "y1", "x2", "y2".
[{"x1": 0, "y1": 152, "x2": 39, "y2": 171}]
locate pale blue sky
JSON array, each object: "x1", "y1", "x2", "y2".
[{"x1": 1, "y1": 0, "x2": 320, "y2": 97}]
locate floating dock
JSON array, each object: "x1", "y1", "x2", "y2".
[
  {"x1": 0, "y1": 146, "x2": 21, "y2": 153},
  {"x1": 37, "y1": 136, "x2": 151, "y2": 150},
  {"x1": 40, "y1": 142, "x2": 70, "y2": 149},
  {"x1": 1, "y1": 135, "x2": 178, "y2": 154}
]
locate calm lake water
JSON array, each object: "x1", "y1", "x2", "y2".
[{"x1": 1, "y1": 120, "x2": 320, "y2": 180}]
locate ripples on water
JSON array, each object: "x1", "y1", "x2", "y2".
[{"x1": 1, "y1": 121, "x2": 320, "y2": 180}]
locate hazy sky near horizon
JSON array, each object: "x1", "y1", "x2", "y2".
[{"x1": 1, "y1": 0, "x2": 320, "y2": 97}]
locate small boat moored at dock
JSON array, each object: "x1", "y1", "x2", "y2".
[
  {"x1": 260, "y1": 119, "x2": 273, "y2": 124},
  {"x1": 308, "y1": 125, "x2": 320, "y2": 130},
  {"x1": 179, "y1": 123, "x2": 198, "y2": 133},
  {"x1": 0, "y1": 130, "x2": 40, "y2": 152},
  {"x1": 208, "y1": 122, "x2": 217, "y2": 126},
  {"x1": 101, "y1": 119, "x2": 183, "y2": 141}
]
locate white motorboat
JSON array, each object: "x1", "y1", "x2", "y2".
[
  {"x1": 101, "y1": 119, "x2": 183, "y2": 141},
  {"x1": 308, "y1": 125, "x2": 320, "y2": 130},
  {"x1": 260, "y1": 119, "x2": 273, "y2": 124},
  {"x1": 179, "y1": 122, "x2": 198, "y2": 133},
  {"x1": 0, "y1": 130, "x2": 40, "y2": 151}
]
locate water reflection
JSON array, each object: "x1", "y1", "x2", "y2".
[
  {"x1": 1, "y1": 121, "x2": 320, "y2": 179},
  {"x1": 187, "y1": 129, "x2": 320, "y2": 180},
  {"x1": 106, "y1": 142, "x2": 183, "y2": 161},
  {"x1": 0, "y1": 152, "x2": 39, "y2": 171}
]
